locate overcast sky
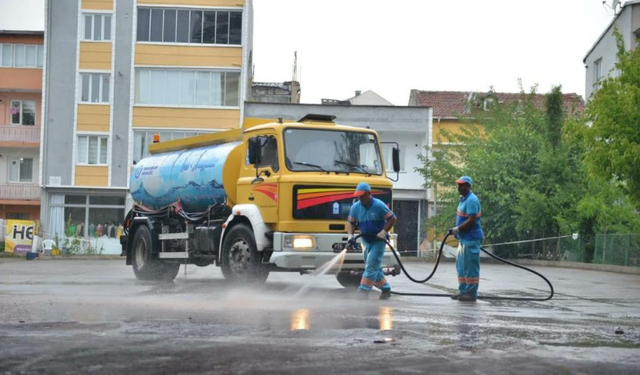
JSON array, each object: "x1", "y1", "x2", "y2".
[{"x1": 1, "y1": 0, "x2": 616, "y2": 104}]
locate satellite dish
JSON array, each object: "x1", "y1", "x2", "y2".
[{"x1": 612, "y1": 0, "x2": 620, "y2": 9}]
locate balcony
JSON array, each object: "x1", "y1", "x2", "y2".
[
  {"x1": 0, "y1": 184, "x2": 41, "y2": 202},
  {"x1": 0, "y1": 126, "x2": 40, "y2": 147},
  {"x1": 0, "y1": 68, "x2": 42, "y2": 92}
]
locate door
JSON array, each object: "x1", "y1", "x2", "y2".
[
  {"x1": 394, "y1": 200, "x2": 419, "y2": 256},
  {"x1": 237, "y1": 134, "x2": 280, "y2": 223}
]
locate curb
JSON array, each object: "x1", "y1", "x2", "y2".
[
  {"x1": 0, "y1": 255, "x2": 122, "y2": 261},
  {"x1": 402, "y1": 256, "x2": 640, "y2": 275}
]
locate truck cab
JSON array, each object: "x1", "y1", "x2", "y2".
[{"x1": 122, "y1": 114, "x2": 401, "y2": 288}]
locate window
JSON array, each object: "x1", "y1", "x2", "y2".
[
  {"x1": 80, "y1": 73, "x2": 110, "y2": 103},
  {"x1": 176, "y1": 10, "x2": 190, "y2": 43},
  {"x1": 13, "y1": 45, "x2": 24, "y2": 67},
  {"x1": 133, "y1": 129, "x2": 207, "y2": 163},
  {"x1": 247, "y1": 136, "x2": 279, "y2": 172},
  {"x1": 215, "y1": 11, "x2": 229, "y2": 44},
  {"x1": 9, "y1": 157, "x2": 33, "y2": 183},
  {"x1": 10, "y1": 100, "x2": 36, "y2": 125},
  {"x1": 83, "y1": 14, "x2": 112, "y2": 41},
  {"x1": 382, "y1": 144, "x2": 405, "y2": 172},
  {"x1": 48, "y1": 194, "x2": 126, "y2": 255},
  {"x1": 78, "y1": 135, "x2": 108, "y2": 165},
  {"x1": 190, "y1": 10, "x2": 203, "y2": 43},
  {"x1": 135, "y1": 68, "x2": 240, "y2": 107},
  {"x1": 229, "y1": 11, "x2": 242, "y2": 44},
  {"x1": 7, "y1": 213, "x2": 30, "y2": 220},
  {"x1": 137, "y1": 7, "x2": 242, "y2": 45},
  {"x1": 137, "y1": 8, "x2": 151, "y2": 42},
  {"x1": 1, "y1": 44, "x2": 12, "y2": 66},
  {"x1": 284, "y1": 129, "x2": 383, "y2": 175},
  {"x1": 150, "y1": 8, "x2": 164, "y2": 42},
  {"x1": 594, "y1": 58, "x2": 603, "y2": 84},
  {"x1": 483, "y1": 98, "x2": 494, "y2": 111},
  {"x1": 0, "y1": 44, "x2": 43, "y2": 68}
]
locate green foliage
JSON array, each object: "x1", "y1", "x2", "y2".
[
  {"x1": 417, "y1": 82, "x2": 640, "y2": 257},
  {"x1": 584, "y1": 27, "x2": 640, "y2": 205},
  {"x1": 0, "y1": 241, "x2": 4, "y2": 253}
]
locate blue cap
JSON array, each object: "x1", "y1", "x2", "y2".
[
  {"x1": 456, "y1": 176, "x2": 472, "y2": 186},
  {"x1": 353, "y1": 182, "x2": 371, "y2": 197}
]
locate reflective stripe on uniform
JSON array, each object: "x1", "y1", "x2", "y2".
[
  {"x1": 374, "y1": 278, "x2": 389, "y2": 288},
  {"x1": 360, "y1": 277, "x2": 375, "y2": 287}
]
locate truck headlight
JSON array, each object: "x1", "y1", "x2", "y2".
[{"x1": 284, "y1": 235, "x2": 315, "y2": 250}]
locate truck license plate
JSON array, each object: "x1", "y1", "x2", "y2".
[{"x1": 332, "y1": 242, "x2": 362, "y2": 253}]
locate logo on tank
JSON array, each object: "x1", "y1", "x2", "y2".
[{"x1": 134, "y1": 167, "x2": 142, "y2": 179}]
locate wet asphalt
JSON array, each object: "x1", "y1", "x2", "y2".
[{"x1": 0, "y1": 258, "x2": 639, "y2": 375}]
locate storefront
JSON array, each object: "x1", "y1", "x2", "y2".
[{"x1": 43, "y1": 190, "x2": 128, "y2": 255}]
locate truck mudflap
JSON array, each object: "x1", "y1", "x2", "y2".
[{"x1": 269, "y1": 232, "x2": 400, "y2": 272}]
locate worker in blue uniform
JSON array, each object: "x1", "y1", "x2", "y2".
[
  {"x1": 347, "y1": 182, "x2": 397, "y2": 300},
  {"x1": 450, "y1": 176, "x2": 484, "y2": 302}
]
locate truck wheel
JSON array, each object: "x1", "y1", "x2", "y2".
[
  {"x1": 336, "y1": 271, "x2": 361, "y2": 289},
  {"x1": 221, "y1": 224, "x2": 268, "y2": 284},
  {"x1": 132, "y1": 225, "x2": 179, "y2": 281}
]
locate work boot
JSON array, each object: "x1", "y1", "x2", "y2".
[
  {"x1": 379, "y1": 289, "x2": 391, "y2": 300},
  {"x1": 458, "y1": 294, "x2": 477, "y2": 302},
  {"x1": 450, "y1": 293, "x2": 461, "y2": 300},
  {"x1": 356, "y1": 289, "x2": 369, "y2": 300}
]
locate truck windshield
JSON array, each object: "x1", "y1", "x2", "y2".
[{"x1": 283, "y1": 128, "x2": 383, "y2": 175}]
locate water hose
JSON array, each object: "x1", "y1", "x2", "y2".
[{"x1": 354, "y1": 232, "x2": 554, "y2": 301}]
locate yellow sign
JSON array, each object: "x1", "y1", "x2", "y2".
[{"x1": 5, "y1": 220, "x2": 36, "y2": 253}]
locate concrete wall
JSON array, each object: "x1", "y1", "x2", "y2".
[
  {"x1": 634, "y1": 4, "x2": 640, "y2": 37},
  {"x1": 42, "y1": 0, "x2": 79, "y2": 187},
  {"x1": 584, "y1": 4, "x2": 634, "y2": 100},
  {"x1": 111, "y1": 0, "x2": 134, "y2": 188}
]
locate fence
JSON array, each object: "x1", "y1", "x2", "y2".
[
  {"x1": 594, "y1": 234, "x2": 640, "y2": 267},
  {"x1": 0, "y1": 126, "x2": 41, "y2": 144},
  {"x1": 486, "y1": 236, "x2": 587, "y2": 262},
  {"x1": 0, "y1": 185, "x2": 41, "y2": 200}
]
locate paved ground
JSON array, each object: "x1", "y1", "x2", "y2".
[{"x1": 1, "y1": 258, "x2": 639, "y2": 374}]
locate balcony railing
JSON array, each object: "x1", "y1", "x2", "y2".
[
  {"x1": 0, "y1": 126, "x2": 41, "y2": 145},
  {"x1": 0, "y1": 184, "x2": 41, "y2": 201}
]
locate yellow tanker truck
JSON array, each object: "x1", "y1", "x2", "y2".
[{"x1": 121, "y1": 114, "x2": 401, "y2": 287}]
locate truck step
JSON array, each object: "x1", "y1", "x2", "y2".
[
  {"x1": 159, "y1": 233, "x2": 189, "y2": 240},
  {"x1": 158, "y1": 252, "x2": 189, "y2": 259}
]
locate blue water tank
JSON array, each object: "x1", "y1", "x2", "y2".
[{"x1": 130, "y1": 142, "x2": 240, "y2": 212}]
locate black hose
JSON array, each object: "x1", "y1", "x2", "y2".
[{"x1": 354, "y1": 232, "x2": 554, "y2": 301}]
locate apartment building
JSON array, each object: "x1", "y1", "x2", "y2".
[
  {"x1": 584, "y1": 0, "x2": 640, "y2": 100},
  {"x1": 41, "y1": 0, "x2": 253, "y2": 253},
  {"x1": 0, "y1": 31, "x2": 44, "y2": 220}
]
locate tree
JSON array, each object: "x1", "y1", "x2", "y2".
[
  {"x1": 417, "y1": 84, "x2": 640, "y2": 259},
  {"x1": 584, "y1": 28, "x2": 640, "y2": 206}
]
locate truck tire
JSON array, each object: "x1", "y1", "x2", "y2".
[
  {"x1": 221, "y1": 224, "x2": 268, "y2": 284},
  {"x1": 131, "y1": 225, "x2": 180, "y2": 281},
  {"x1": 336, "y1": 271, "x2": 361, "y2": 289}
]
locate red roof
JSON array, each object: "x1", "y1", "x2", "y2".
[{"x1": 410, "y1": 90, "x2": 585, "y2": 119}]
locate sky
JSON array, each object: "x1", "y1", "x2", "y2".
[{"x1": 0, "y1": 0, "x2": 616, "y2": 104}]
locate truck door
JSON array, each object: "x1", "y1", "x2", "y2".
[{"x1": 238, "y1": 134, "x2": 280, "y2": 223}]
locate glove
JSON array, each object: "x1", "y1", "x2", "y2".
[
  {"x1": 347, "y1": 234, "x2": 357, "y2": 248},
  {"x1": 450, "y1": 227, "x2": 460, "y2": 235},
  {"x1": 377, "y1": 229, "x2": 388, "y2": 240}
]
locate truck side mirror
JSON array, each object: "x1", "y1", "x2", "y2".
[
  {"x1": 248, "y1": 138, "x2": 261, "y2": 165},
  {"x1": 392, "y1": 147, "x2": 401, "y2": 173}
]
